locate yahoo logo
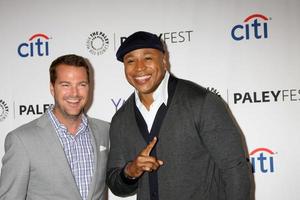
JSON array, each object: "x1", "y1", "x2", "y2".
[
  {"x1": 17, "y1": 33, "x2": 50, "y2": 57},
  {"x1": 250, "y1": 147, "x2": 275, "y2": 173},
  {"x1": 231, "y1": 14, "x2": 269, "y2": 41}
]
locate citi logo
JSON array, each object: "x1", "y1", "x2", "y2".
[
  {"x1": 250, "y1": 147, "x2": 275, "y2": 173},
  {"x1": 17, "y1": 33, "x2": 50, "y2": 57},
  {"x1": 231, "y1": 14, "x2": 270, "y2": 41}
]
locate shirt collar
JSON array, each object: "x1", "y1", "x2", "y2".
[
  {"x1": 135, "y1": 71, "x2": 170, "y2": 108},
  {"x1": 47, "y1": 105, "x2": 88, "y2": 136}
]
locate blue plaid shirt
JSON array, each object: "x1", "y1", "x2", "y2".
[{"x1": 47, "y1": 107, "x2": 94, "y2": 200}]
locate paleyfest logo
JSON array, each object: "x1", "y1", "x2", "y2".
[
  {"x1": 86, "y1": 31, "x2": 109, "y2": 55},
  {"x1": 232, "y1": 89, "x2": 300, "y2": 104},
  {"x1": 0, "y1": 99, "x2": 9, "y2": 122},
  {"x1": 17, "y1": 103, "x2": 52, "y2": 116},
  {"x1": 117, "y1": 30, "x2": 194, "y2": 51},
  {"x1": 231, "y1": 13, "x2": 270, "y2": 41},
  {"x1": 17, "y1": 33, "x2": 50, "y2": 57}
]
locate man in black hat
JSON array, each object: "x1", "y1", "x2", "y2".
[{"x1": 106, "y1": 31, "x2": 251, "y2": 200}]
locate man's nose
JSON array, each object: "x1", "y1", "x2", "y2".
[
  {"x1": 70, "y1": 86, "x2": 79, "y2": 96},
  {"x1": 136, "y1": 60, "x2": 146, "y2": 71}
]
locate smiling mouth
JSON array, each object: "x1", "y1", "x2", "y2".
[
  {"x1": 65, "y1": 98, "x2": 81, "y2": 105},
  {"x1": 134, "y1": 75, "x2": 151, "y2": 83}
]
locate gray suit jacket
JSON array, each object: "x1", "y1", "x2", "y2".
[{"x1": 0, "y1": 113, "x2": 110, "y2": 200}]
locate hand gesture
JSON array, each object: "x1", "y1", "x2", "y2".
[{"x1": 124, "y1": 137, "x2": 164, "y2": 178}]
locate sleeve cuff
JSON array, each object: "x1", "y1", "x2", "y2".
[{"x1": 120, "y1": 164, "x2": 139, "y2": 185}]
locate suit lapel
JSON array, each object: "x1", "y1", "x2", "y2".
[
  {"x1": 87, "y1": 119, "x2": 99, "y2": 200},
  {"x1": 36, "y1": 114, "x2": 81, "y2": 197}
]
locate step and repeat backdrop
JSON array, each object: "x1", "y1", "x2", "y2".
[{"x1": 0, "y1": 0, "x2": 299, "y2": 199}]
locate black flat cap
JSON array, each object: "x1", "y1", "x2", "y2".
[{"x1": 116, "y1": 31, "x2": 165, "y2": 62}]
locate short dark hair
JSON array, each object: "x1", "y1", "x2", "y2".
[{"x1": 49, "y1": 54, "x2": 90, "y2": 84}]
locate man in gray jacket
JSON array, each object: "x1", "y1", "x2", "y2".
[
  {"x1": 106, "y1": 31, "x2": 251, "y2": 200},
  {"x1": 0, "y1": 54, "x2": 109, "y2": 200}
]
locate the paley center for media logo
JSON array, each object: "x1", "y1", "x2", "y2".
[
  {"x1": 86, "y1": 31, "x2": 109, "y2": 56},
  {"x1": 231, "y1": 13, "x2": 270, "y2": 41},
  {"x1": 17, "y1": 33, "x2": 51, "y2": 57},
  {"x1": 250, "y1": 147, "x2": 276, "y2": 173},
  {"x1": 0, "y1": 99, "x2": 9, "y2": 122}
]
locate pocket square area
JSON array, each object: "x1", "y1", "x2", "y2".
[{"x1": 99, "y1": 145, "x2": 107, "y2": 152}]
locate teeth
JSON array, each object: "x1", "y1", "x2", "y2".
[
  {"x1": 135, "y1": 75, "x2": 150, "y2": 81},
  {"x1": 66, "y1": 99, "x2": 80, "y2": 103}
]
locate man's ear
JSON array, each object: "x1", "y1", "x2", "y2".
[
  {"x1": 162, "y1": 54, "x2": 168, "y2": 70},
  {"x1": 50, "y1": 83, "x2": 54, "y2": 96}
]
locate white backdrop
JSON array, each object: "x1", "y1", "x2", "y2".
[{"x1": 0, "y1": 0, "x2": 299, "y2": 199}]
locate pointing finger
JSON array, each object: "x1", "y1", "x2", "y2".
[{"x1": 141, "y1": 137, "x2": 158, "y2": 156}]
